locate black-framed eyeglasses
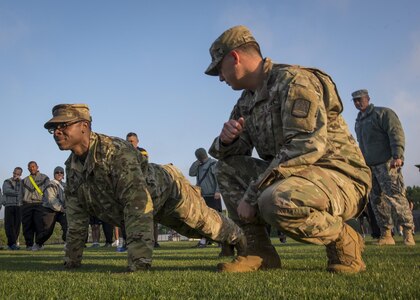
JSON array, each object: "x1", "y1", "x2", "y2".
[
  {"x1": 48, "y1": 120, "x2": 82, "y2": 134},
  {"x1": 55, "y1": 171, "x2": 64, "y2": 174}
]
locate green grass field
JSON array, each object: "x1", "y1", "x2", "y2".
[{"x1": 0, "y1": 237, "x2": 419, "y2": 299}]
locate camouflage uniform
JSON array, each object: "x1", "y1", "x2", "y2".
[
  {"x1": 65, "y1": 132, "x2": 243, "y2": 271},
  {"x1": 210, "y1": 58, "x2": 372, "y2": 246},
  {"x1": 355, "y1": 103, "x2": 414, "y2": 232}
]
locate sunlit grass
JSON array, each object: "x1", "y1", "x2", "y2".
[{"x1": 0, "y1": 236, "x2": 419, "y2": 299}]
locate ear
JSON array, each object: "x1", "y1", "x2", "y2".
[
  {"x1": 81, "y1": 121, "x2": 90, "y2": 132},
  {"x1": 229, "y1": 50, "x2": 241, "y2": 65}
]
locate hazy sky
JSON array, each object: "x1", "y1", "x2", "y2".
[{"x1": 1, "y1": 0, "x2": 420, "y2": 218}]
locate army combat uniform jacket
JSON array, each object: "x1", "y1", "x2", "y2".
[
  {"x1": 210, "y1": 58, "x2": 372, "y2": 245},
  {"x1": 355, "y1": 103, "x2": 405, "y2": 166},
  {"x1": 210, "y1": 58, "x2": 371, "y2": 205},
  {"x1": 64, "y1": 132, "x2": 154, "y2": 269},
  {"x1": 65, "y1": 132, "x2": 242, "y2": 270}
]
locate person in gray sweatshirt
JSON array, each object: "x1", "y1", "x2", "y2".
[{"x1": 19, "y1": 161, "x2": 49, "y2": 250}]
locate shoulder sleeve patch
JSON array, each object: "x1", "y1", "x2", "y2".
[{"x1": 291, "y1": 99, "x2": 311, "y2": 118}]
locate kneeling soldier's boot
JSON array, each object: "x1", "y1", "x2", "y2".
[
  {"x1": 326, "y1": 223, "x2": 366, "y2": 273},
  {"x1": 217, "y1": 255, "x2": 263, "y2": 273},
  {"x1": 376, "y1": 229, "x2": 395, "y2": 246},
  {"x1": 217, "y1": 224, "x2": 280, "y2": 272},
  {"x1": 244, "y1": 224, "x2": 281, "y2": 269},
  {"x1": 217, "y1": 234, "x2": 261, "y2": 273},
  {"x1": 218, "y1": 242, "x2": 235, "y2": 257},
  {"x1": 403, "y1": 228, "x2": 415, "y2": 246}
]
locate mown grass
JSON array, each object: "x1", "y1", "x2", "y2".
[{"x1": 0, "y1": 236, "x2": 419, "y2": 299}]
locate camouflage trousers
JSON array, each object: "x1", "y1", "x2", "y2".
[
  {"x1": 216, "y1": 156, "x2": 368, "y2": 245},
  {"x1": 152, "y1": 164, "x2": 243, "y2": 244},
  {"x1": 369, "y1": 161, "x2": 414, "y2": 231}
]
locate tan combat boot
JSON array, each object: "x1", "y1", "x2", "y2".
[
  {"x1": 217, "y1": 224, "x2": 281, "y2": 272},
  {"x1": 403, "y1": 228, "x2": 415, "y2": 246},
  {"x1": 217, "y1": 255, "x2": 263, "y2": 272},
  {"x1": 243, "y1": 224, "x2": 281, "y2": 269},
  {"x1": 376, "y1": 229, "x2": 395, "y2": 246},
  {"x1": 326, "y1": 223, "x2": 366, "y2": 274},
  {"x1": 217, "y1": 234, "x2": 262, "y2": 273}
]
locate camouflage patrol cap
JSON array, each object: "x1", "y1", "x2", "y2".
[
  {"x1": 351, "y1": 89, "x2": 369, "y2": 99},
  {"x1": 205, "y1": 25, "x2": 259, "y2": 76},
  {"x1": 44, "y1": 104, "x2": 92, "y2": 129}
]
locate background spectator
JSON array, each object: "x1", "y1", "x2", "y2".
[
  {"x1": 353, "y1": 89, "x2": 415, "y2": 246},
  {"x1": 37, "y1": 166, "x2": 67, "y2": 246},
  {"x1": 2, "y1": 167, "x2": 23, "y2": 250},
  {"x1": 19, "y1": 161, "x2": 49, "y2": 251}
]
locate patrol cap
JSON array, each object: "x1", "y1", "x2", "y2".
[
  {"x1": 54, "y1": 166, "x2": 64, "y2": 174},
  {"x1": 205, "y1": 25, "x2": 259, "y2": 76},
  {"x1": 351, "y1": 89, "x2": 369, "y2": 99},
  {"x1": 44, "y1": 104, "x2": 92, "y2": 129}
]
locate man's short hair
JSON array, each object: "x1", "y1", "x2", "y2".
[
  {"x1": 236, "y1": 42, "x2": 262, "y2": 58},
  {"x1": 126, "y1": 132, "x2": 138, "y2": 139},
  {"x1": 28, "y1": 161, "x2": 37, "y2": 167}
]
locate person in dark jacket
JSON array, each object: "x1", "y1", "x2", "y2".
[
  {"x1": 19, "y1": 161, "x2": 50, "y2": 250},
  {"x1": 353, "y1": 89, "x2": 415, "y2": 246},
  {"x1": 2, "y1": 167, "x2": 23, "y2": 250}
]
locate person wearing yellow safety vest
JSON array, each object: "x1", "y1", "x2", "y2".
[{"x1": 19, "y1": 161, "x2": 49, "y2": 251}]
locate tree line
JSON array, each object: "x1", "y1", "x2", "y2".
[{"x1": 406, "y1": 185, "x2": 420, "y2": 209}]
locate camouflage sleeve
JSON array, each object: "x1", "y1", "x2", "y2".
[
  {"x1": 243, "y1": 71, "x2": 328, "y2": 205},
  {"x1": 111, "y1": 147, "x2": 154, "y2": 270},
  {"x1": 209, "y1": 103, "x2": 253, "y2": 159},
  {"x1": 381, "y1": 109, "x2": 405, "y2": 160},
  {"x1": 64, "y1": 189, "x2": 89, "y2": 269}
]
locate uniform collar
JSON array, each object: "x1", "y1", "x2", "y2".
[
  {"x1": 253, "y1": 57, "x2": 273, "y2": 103},
  {"x1": 66, "y1": 132, "x2": 98, "y2": 176},
  {"x1": 357, "y1": 103, "x2": 375, "y2": 120}
]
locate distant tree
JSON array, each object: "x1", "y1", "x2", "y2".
[{"x1": 406, "y1": 185, "x2": 420, "y2": 210}]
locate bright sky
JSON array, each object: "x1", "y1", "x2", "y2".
[{"x1": 1, "y1": 1, "x2": 420, "y2": 219}]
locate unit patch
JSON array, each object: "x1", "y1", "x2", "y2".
[{"x1": 291, "y1": 99, "x2": 311, "y2": 118}]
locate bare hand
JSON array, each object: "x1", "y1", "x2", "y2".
[
  {"x1": 214, "y1": 192, "x2": 221, "y2": 200},
  {"x1": 390, "y1": 158, "x2": 403, "y2": 168},
  {"x1": 237, "y1": 199, "x2": 256, "y2": 223},
  {"x1": 220, "y1": 117, "x2": 245, "y2": 145}
]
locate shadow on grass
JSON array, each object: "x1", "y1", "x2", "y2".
[{"x1": 0, "y1": 253, "x2": 223, "y2": 274}]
